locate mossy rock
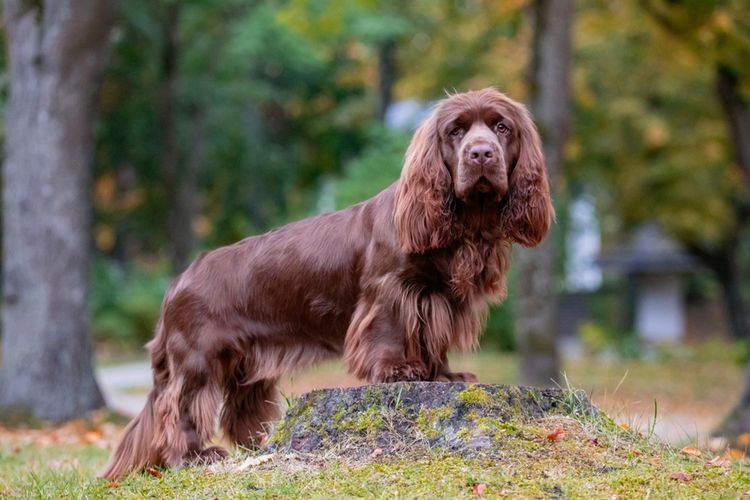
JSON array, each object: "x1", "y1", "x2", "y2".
[{"x1": 267, "y1": 383, "x2": 599, "y2": 458}]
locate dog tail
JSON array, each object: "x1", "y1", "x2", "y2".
[{"x1": 100, "y1": 318, "x2": 171, "y2": 480}]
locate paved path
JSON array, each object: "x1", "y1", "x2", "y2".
[{"x1": 97, "y1": 362, "x2": 152, "y2": 417}]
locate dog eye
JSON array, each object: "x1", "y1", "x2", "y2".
[
  {"x1": 495, "y1": 122, "x2": 510, "y2": 135},
  {"x1": 449, "y1": 126, "x2": 463, "y2": 137}
]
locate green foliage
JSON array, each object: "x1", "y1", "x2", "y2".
[
  {"x1": 90, "y1": 259, "x2": 171, "y2": 347},
  {"x1": 578, "y1": 321, "x2": 642, "y2": 359},
  {"x1": 571, "y1": 0, "x2": 750, "y2": 250},
  {"x1": 483, "y1": 303, "x2": 515, "y2": 352},
  {"x1": 334, "y1": 125, "x2": 409, "y2": 208}
]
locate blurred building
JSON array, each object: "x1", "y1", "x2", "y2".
[{"x1": 598, "y1": 222, "x2": 696, "y2": 343}]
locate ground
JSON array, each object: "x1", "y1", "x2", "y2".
[{"x1": 1, "y1": 342, "x2": 749, "y2": 498}]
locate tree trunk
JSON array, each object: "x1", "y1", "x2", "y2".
[
  {"x1": 714, "y1": 64, "x2": 750, "y2": 441},
  {"x1": 376, "y1": 39, "x2": 396, "y2": 122},
  {"x1": 716, "y1": 65, "x2": 750, "y2": 195},
  {"x1": 0, "y1": 0, "x2": 114, "y2": 420},
  {"x1": 159, "y1": 3, "x2": 195, "y2": 274},
  {"x1": 515, "y1": 0, "x2": 572, "y2": 387}
]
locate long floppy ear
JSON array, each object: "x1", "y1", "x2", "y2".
[
  {"x1": 501, "y1": 107, "x2": 555, "y2": 247},
  {"x1": 393, "y1": 112, "x2": 455, "y2": 253}
]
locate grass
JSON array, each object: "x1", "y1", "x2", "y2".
[
  {"x1": 2, "y1": 407, "x2": 749, "y2": 498},
  {"x1": 2, "y1": 342, "x2": 748, "y2": 498}
]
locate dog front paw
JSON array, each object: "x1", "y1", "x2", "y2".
[{"x1": 375, "y1": 359, "x2": 428, "y2": 383}]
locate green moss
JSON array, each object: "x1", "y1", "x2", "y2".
[
  {"x1": 455, "y1": 427, "x2": 472, "y2": 443},
  {"x1": 457, "y1": 385, "x2": 491, "y2": 406},
  {"x1": 332, "y1": 405, "x2": 347, "y2": 425},
  {"x1": 335, "y1": 407, "x2": 383, "y2": 437},
  {"x1": 415, "y1": 406, "x2": 453, "y2": 440},
  {"x1": 363, "y1": 386, "x2": 383, "y2": 407}
]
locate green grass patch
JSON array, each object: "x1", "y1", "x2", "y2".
[{"x1": 2, "y1": 434, "x2": 749, "y2": 499}]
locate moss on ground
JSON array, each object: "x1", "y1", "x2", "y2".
[
  {"x1": 415, "y1": 406, "x2": 454, "y2": 440},
  {"x1": 335, "y1": 407, "x2": 384, "y2": 437},
  {"x1": 457, "y1": 385, "x2": 491, "y2": 406},
  {"x1": 2, "y1": 433, "x2": 749, "y2": 499}
]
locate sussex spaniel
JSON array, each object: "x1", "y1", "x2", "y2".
[{"x1": 102, "y1": 88, "x2": 553, "y2": 479}]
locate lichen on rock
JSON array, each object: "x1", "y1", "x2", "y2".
[{"x1": 266, "y1": 382, "x2": 599, "y2": 459}]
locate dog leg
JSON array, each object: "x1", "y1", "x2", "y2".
[
  {"x1": 345, "y1": 301, "x2": 428, "y2": 383},
  {"x1": 156, "y1": 349, "x2": 224, "y2": 468},
  {"x1": 220, "y1": 377, "x2": 280, "y2": 448}
]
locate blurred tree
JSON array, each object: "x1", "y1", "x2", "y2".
[
  {"x1": 572, "y1": 0, "x2": 750, "y2": 443},
  {"x1": 514, "y1": 0, "x2": 572, "y2": 387},
  {"x1": 0, "y1": 0, "x2": 114, "y2": 420},
  {"x1": 94, "y1": 0, "x2": 372, "y2": 269},
  {"x1": 637, "y1": 0, "x2": 750, "y2": 342},
  {"x1": 637, "y1": 0, "x2": 750, "y2": 449}
]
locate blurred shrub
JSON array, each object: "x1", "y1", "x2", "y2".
[
  {"x1": 578, "y1": 320, "x2": 641, "y2": 359},
  {"x1": 654, "y1": 338, "x2": 749, "y2": 366},
  {"x1": 483, "y1": 302, "x2": 515, "y2": 352},
  {"x1": 91, "y1": 258, "x2": 171, "y2": 347},
  {"x1": 334, "y1": 125, "x2": 410, "y2": 208}
]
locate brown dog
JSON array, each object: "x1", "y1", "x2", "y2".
[{"x1": 101, "y1": 88, "x2": 553, "y2": 479}]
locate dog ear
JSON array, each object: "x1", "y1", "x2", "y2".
[
  {"x1": 394, "y1": 112, "x2": 455, "y2": 253},
  {"x1": 500, "y1": 106, "x2": 554, "y2": 247}
]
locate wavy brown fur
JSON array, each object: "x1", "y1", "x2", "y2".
[{"x1": 101, "y1": 88, "x2": 553, "y2": 479}]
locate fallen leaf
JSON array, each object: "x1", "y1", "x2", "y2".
[
  {"x1": 588, "y1": 437, "x2": 601, "y2": 447},
  {"x1": 619, "y1": 423, "x2": 630, "y2": 430},
  {"x1": 105, "y1": 481, "x2": 123, "y2": 489},
  {"x1": 473, "y1": 482, "x2": 487, "y2": 497},
  {"x1": 728, "y1": 448, "x2": 746, "y2": 460},
  {"x1": 82, "y1": 430, "x2": 103, "y2": 444},
  {"x1": 740, "y1": 491, "x2": 750, "y2": 497},
  {"x1": 737, "y1": 433, "x2": 750, "y2": 446},
  {"x1": 669, "y1": 472, "x2": 694, "y2": 482},
  {"x1": 546, "y1": 427, "x2": 566, "y2": 442},
  {"x1": 648, "y1": 456, "x2": 660, "y2": 466},
  {"x1": 146, "y1": 467, "x2": 163, "y2": 478},
  {"x1": 370, "y1": 448, "x2": 383, "y2": 459},
  {"x1": 706, "y1": 455, "x2": 730, "y2": 468},
  {"x1": 680, "y1": 446, "x2": 702, "y2": 457}
]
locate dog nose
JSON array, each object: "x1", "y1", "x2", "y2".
[{"x1": 469, "y1": 144, "x2": 494, "y2": 163}]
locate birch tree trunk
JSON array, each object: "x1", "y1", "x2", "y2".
[
  {"x1": 515, "y1": 0, "x2": 573, "y2": 387},
  {"x1": 0, "y1": 0, "x2": 114, "y2": 420}
]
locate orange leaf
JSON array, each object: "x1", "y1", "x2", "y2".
[
  {"x1": 680, "y1": 446, "x2": 702, "y2": 457},
  {"x1": 669, "y1": 472, "x2": 694, "y2": 482},
  {"x1": 473, "y1": 482, "x2": 487, "y2": 497},
  {"x1": 81, "y1": 430, "x2": 103, "y2": 444},
  {"x1": 370, "y1": 448, "x2": 383, "y2": 459},
  {"x1": 737, "y1": 433, "x2": 750, "y2": 446},
  {"x1": 105, "y1": 481, "x2": 123, "y2": 489},
  {"x1": 729, "y1": 448, "x2": 746, "y2": 460},
  {"x1": 146, "y1": 467, "x2": 163, "y2": 478},
  {"x1": 546, "y1": 427, "x2": 566, "y2": 442}
]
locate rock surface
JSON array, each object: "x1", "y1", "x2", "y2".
[{"x1": 267, "y1": 382, "x2": 599, "y2": 458}]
